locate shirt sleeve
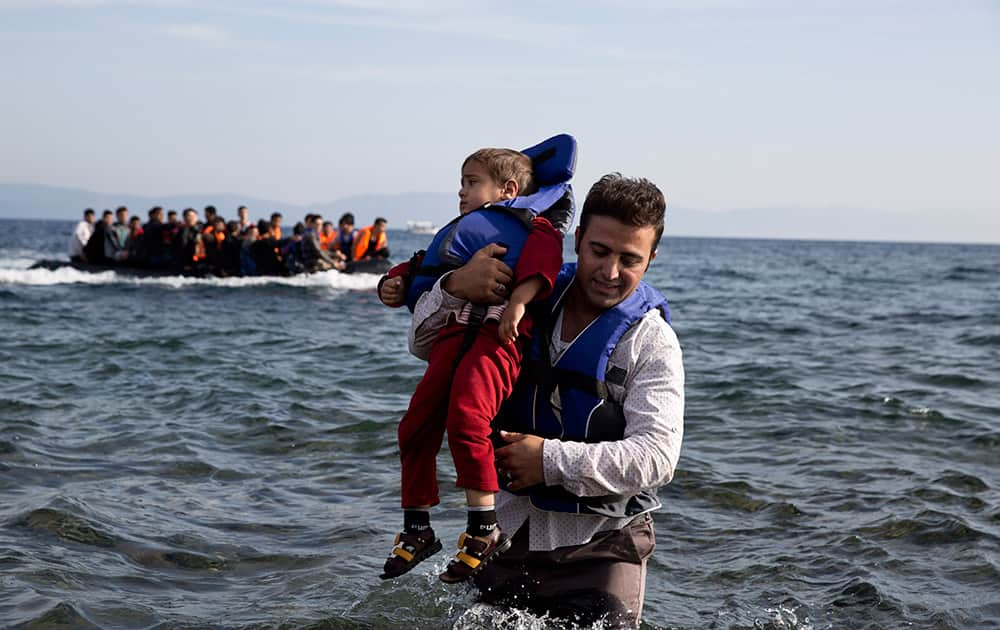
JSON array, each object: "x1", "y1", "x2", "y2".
[
  {"x1": 74, "y1": 222, "x2": 91, "y2": 246},
  {"x1": 541, "y1": 313, "x2": 685, "y2": 496},
  {"x1": 407, "y1": 272, "x2": 468, "y2": 360},
  {"x1": 511, "y1": 216, "x2": 562, "y2": 300}
]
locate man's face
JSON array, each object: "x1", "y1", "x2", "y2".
[
  {"x1": 85, "y1": 214, "x2": 95, "y2": 224},
  {"x1": 373, "y1": 221, "x2": 386, "y2": 235},
  {"x1": 154, "y1": 210, "x2": 164, "y2": 222},
  {"x1": 339, "y1": 221, "x2": 353, "y2": 234},
  {"x1": 184, "y1": 211, "x2": 198, "y2": 227},
  {"x1": 103, "y1": 214, "x2": 114, "y2": 226},
  {"x1": 239, "y1": 208, "x2": 248, "y2": 221},
  {"x1": 572, "y1": 215, "x2": 658, "y2": 316},
  {"x1": 116, "y1": 210, "x2": 128, "y2": 224}
]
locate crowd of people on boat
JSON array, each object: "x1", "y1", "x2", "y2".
[{"x1": 67, "y1": 205, "x2": 390, "y2": 276}]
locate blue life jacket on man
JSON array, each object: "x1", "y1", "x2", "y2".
[
  {"x1": 494, "y1": 263, "x2": 671, "y2": 517},
  {"x1": 403, "y1": 133, "x2": 578, "y2": 312},
  {"x1": 337, "y1": 230, "x2": 356, "y2": 260}
]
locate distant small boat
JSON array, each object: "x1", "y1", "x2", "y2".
[{"x1": 406, "y1": 220, "x2": 437, "y2": 235}]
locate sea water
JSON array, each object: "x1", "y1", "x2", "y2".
[{"x1": 1, "y1": 218, "x2": 998, "y2": 629}]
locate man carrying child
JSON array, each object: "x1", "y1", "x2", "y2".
[{"x1": 401, "y1": 173, "x2": 684, "y2": 628}]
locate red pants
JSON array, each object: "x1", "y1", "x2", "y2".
[{"x1": 398, "y1": 319, "x2": 525, "y2": 507}]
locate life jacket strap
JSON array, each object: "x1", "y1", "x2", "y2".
[
  {"x1": 452, "y1": 304, "x2": 488, "y2": 371},
  {"x1": 399, "y1": 249, "x2": 425, "y2": 294}
]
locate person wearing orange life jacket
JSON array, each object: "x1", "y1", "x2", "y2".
[
  {"x1": 319, "y1": 221, "x2": 336, "y2": 251},
  {"x1": 270, "y1": 212, "x2": 283, "y2": 241},
  {"x1": 204, "y1": 216, "x2": 230, "y2": 272},
  {"x1": 352, "y1": 217, "x2": 390, "y2": 261},
  {"x1": 203, "y1": 205, "x2": 218, "y2": 231},
  {"x1": 174, "y1": 208, "x2": 206, "y2": 270}
]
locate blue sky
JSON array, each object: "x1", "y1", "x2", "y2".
[{"x1": 1, "y1": 1, "x2": 997, "y2": 236}]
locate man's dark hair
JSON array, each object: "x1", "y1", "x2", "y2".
[
  {"x1": 304, "y1": 213, "x2": 314, "y2": 224},
  {"x1": 102, "y1": 210, "x2": 113, "y2": 218},
  {"x1": 83, "y1": 208, "x2": 95, "y2": 218},
  {"x1": 580, "y1": 173, "x2": 666, "y2": 250},
  {"x1": 339, "y1": 212, "x2": 354, "y2": 225},
  {"x1": 374, "y1": 217, "x2": 387, "y2": 226},
  {"x1": 293, "y1": 222, "x2": 305, "y2": 236},
  {"x1": 167, "y1": 210, "x2": 178, "y2": 219},
  {"x1": 148, "y1": 206, "x2": 163, "y2": 219},
  {"x1": 257, "y1": 219, "x2": 270, "y2": 234},
  {"x1": 204, "y1": 205, "x2": 217, "y2": 215},
  {"x1": 270, "y1": 212, "x2": 283, "y2": 221}
]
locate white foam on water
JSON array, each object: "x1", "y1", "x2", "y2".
[
  {"x1": 1, "y1": 255, "x2": 42, "y2": 269},
  {"x1": 0, "y1": 259, "x2": 380, "y2": 290}
]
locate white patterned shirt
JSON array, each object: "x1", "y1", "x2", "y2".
[{"x1": 409, "y1": 274, "x2": 684, "y2": 551}]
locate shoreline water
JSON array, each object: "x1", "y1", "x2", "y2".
[{"x1": 2, "y1": 219, "x2": 998, "y2": 628}]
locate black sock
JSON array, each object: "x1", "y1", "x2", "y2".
[
  {"x1": 467, "y1": 507, "x2": 497, "y2": 538},
  {"x1": 403, "y1": 509, "x2": 431, "y2": 536}
]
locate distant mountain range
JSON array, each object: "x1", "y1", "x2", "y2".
[{"x1": 1, "y1": 182, "x2": 996, "y2": 244}]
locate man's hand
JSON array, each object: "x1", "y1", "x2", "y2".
[
  {"x1": 494, "y1": 430, "x2": 545, "y2": 491},
  {"x1": 442, "y1": 243, "x2": 513, "y2": 304}
]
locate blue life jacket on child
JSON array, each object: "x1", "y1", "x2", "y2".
[
  {"x1": 404, "y1": 133, "x2": 578, "y2": 312},
  {"x1": 494, "y1": 263, "x2": 671, "y2": 517}
]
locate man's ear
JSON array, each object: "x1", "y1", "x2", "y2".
[
  {"x1": 501, "y1": 179, "x2": 518, "y2": 200},
  {"x1": 645, "y1": 248, "x2": 657, "y2": 270}
]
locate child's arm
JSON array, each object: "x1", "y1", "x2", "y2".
[
  {"x1": 498, "y1": 217, "x2": 563, "y2": 344},
  {"x1": 377, "y1": 260, "x2": 411, "y2": 307},
  {"x1": 498, "y1": 275, "x2": 546, "y2": 344},
  {"x1": 510, "y1": 216, "x2": 562, "y2": 300}
]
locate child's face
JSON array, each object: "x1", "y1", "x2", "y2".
[{"x1": 459, "y1": 160, "x2": 506, "y2": 215}]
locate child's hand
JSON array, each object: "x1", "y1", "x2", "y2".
[
  {"x1": 379, "y1": 276, "x2": 405, "y2": 307},
  {"x1": 498, "y1": 302, "x2": 525, "y2": 345}
]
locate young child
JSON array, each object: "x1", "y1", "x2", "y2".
[{"x1": 377, "y1": 146, "x2": 568, "y2": 583}]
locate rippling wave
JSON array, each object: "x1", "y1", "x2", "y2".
[{"x1": 2, "y1": 222, "x2": 999, "y2": 628}]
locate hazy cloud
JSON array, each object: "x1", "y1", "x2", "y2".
[{"x1": 161, "y1": 22, "x2": 229, "y2": 44}]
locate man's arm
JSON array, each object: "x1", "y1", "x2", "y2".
[
  {"x1": 406, "y1": 243, "x2": 514, "y2": 359},
  {"x1": 543, "y1": 315, "x2": 684, "y2": 496}
]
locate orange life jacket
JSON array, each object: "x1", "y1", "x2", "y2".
[
  {"x1": 352, "y1": 225, "x2": 387, "y2": 260},
  {"x1": 193, "y1": 234, "x2": 206, "y2": 262},
  {"x1": 319, "y1": 231, "x2": 335, "y2": 251}
]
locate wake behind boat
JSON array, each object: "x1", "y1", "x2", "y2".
[{"x1": 28, "y1": 256, "x2": 391, "y2": 278}]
